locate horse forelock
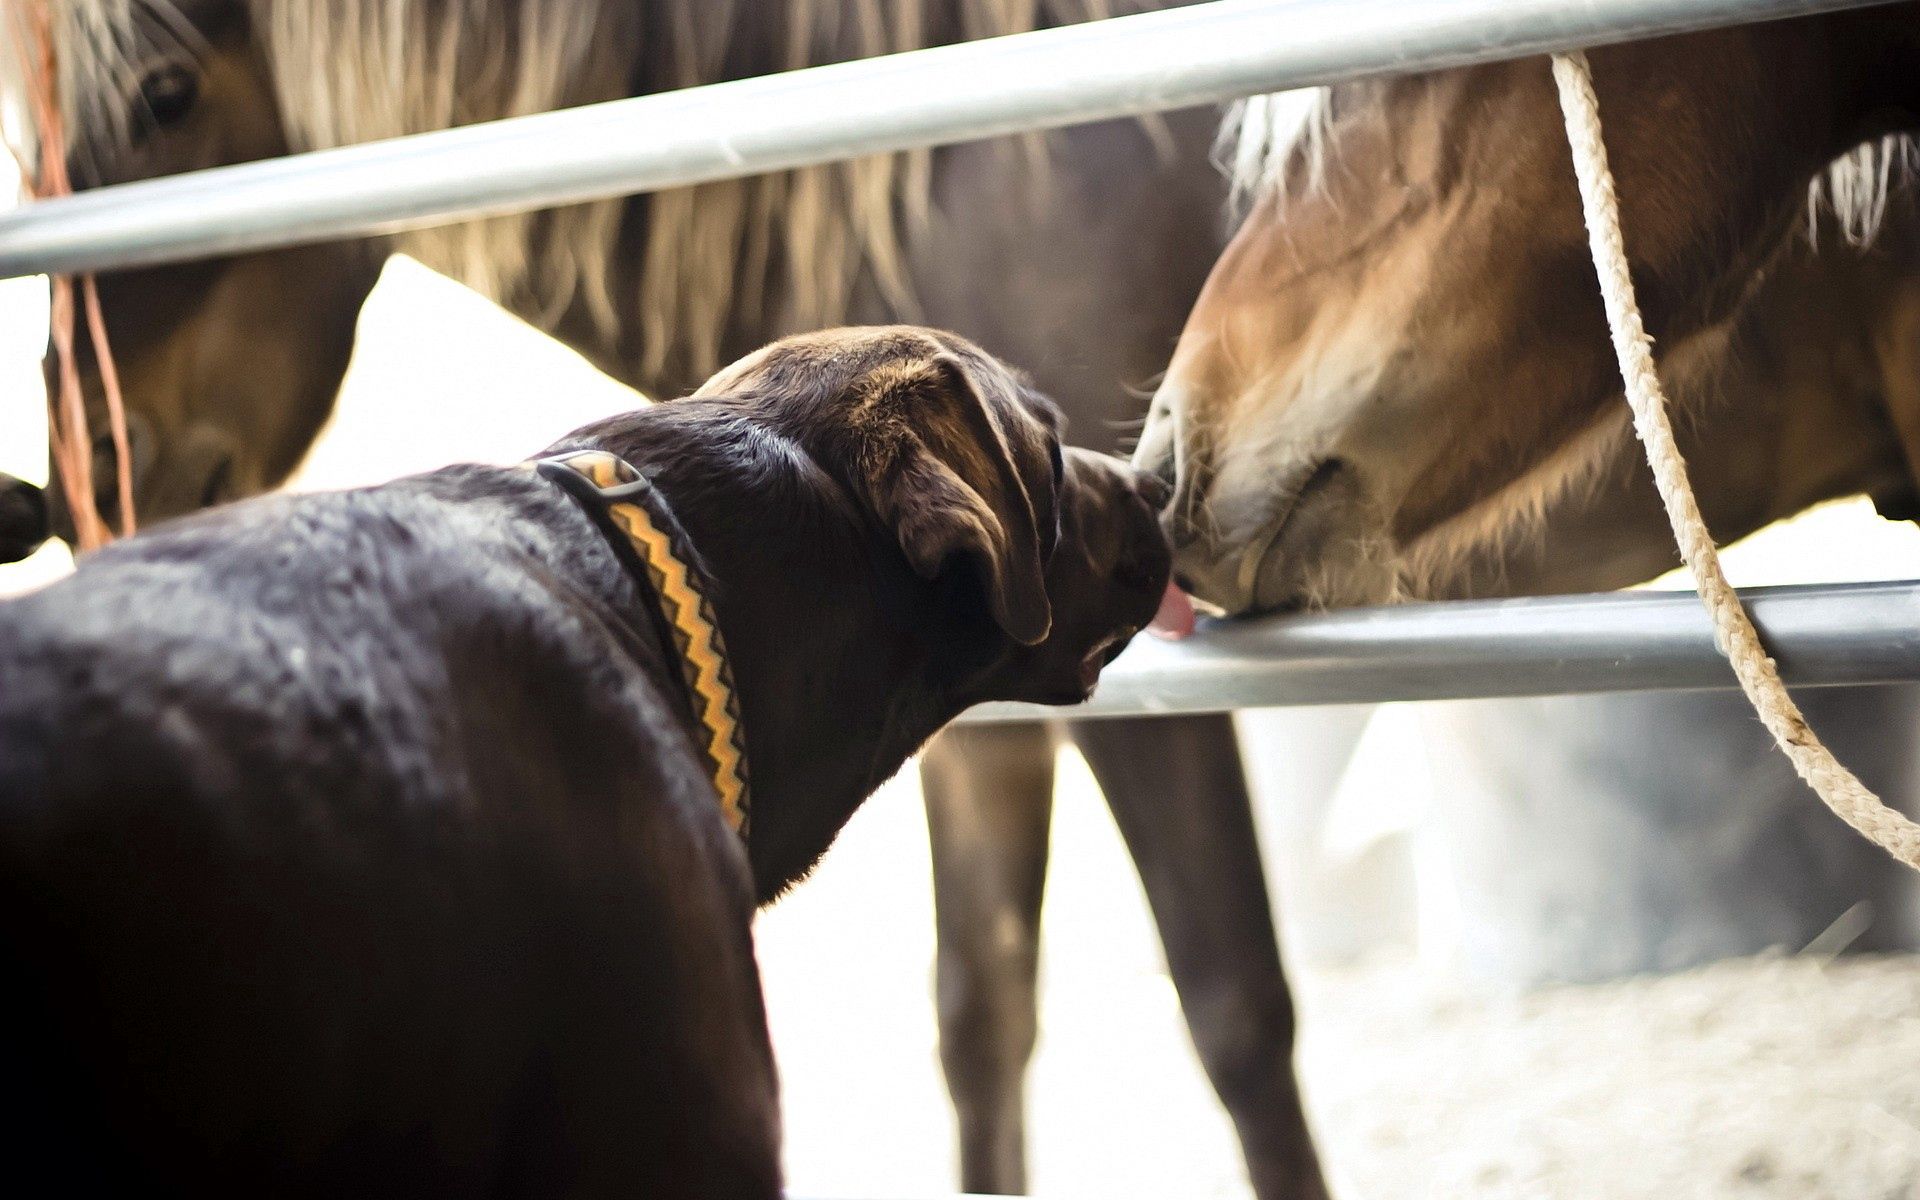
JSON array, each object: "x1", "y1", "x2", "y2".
[
  {"x1": 6, "y1": 0, "x2": 200, "y2": 176},
  {"x1": 1215, "y1": 87, "x2": 1333, "y2": 224}
]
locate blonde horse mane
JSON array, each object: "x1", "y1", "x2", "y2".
[
  {"x1": 1219, "y1": 85, "x2": 1918, "y2": 249},
  {"x1": 41, "y1": 0, "x2": 1123, "y2": 383}
]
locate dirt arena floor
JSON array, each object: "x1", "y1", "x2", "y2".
[
  {"x1": 761, "y1": 759, "x2": 1920, "y2": 1200},
  {"x1": 1301, "y1": 955, "x2": 1920, "y2": 1200}
]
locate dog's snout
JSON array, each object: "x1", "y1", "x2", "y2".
[
  {"x1": 0, "y1": 474, "x2": 50, "y2": 565},
  {"x1": 1156, "y1": 483, "x2": 1207, "y2": 553},
  {"x1": 1135, "y1": 469, "x2": 1173, "y2": 512}
]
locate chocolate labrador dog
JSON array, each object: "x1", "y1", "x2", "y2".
[{"x1": 0, "y1": 327, "x2": 1169, "y2": 1198}]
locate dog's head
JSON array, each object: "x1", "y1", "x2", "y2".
[
  {"x1": 563, "y1": 326, "x2": 1170, "y2": 894},
  {"x1": 695, "y1": 326, "x2": 1071, "y2": 649},
  {"x1": 695, "y1": 327, "x2": 1170, "y2": 703}
]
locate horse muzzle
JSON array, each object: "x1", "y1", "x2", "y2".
[{"x1": 1160, "y1": 456, "x2": 1400, "y2": 615}]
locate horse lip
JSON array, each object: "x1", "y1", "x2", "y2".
[
  {"x1": 1235, "y1": 518, "x2": 1288, "y2": 600},
  {"x1": 1234, "y1": 458, "x2": 1347, "y2": 599}
]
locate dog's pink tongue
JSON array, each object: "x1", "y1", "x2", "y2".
[{"x1": 1148, "y1": 580, "x2": 1196, "y2": 641}]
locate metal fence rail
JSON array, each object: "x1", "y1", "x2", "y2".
[
  {"x1": 0, "y1": 0, "x2": 1897, "y2": 279},
  {"x1": 960, "y1": 581, "x2": 1920, "y2": 721}
]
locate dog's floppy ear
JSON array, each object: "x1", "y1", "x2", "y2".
[{"x1": 851, "y1": 353, "x2": 1055, "y2": 645}]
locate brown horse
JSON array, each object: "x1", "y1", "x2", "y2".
[
  {"x1": 3, "y1": 3, "x2": 1328, "y2": 1198},
  {"x1": 1127, "y1": 10, "x2": 1920, "y2": 1010},
  {"x1": 1135, "y1": 6, "x2": 1920, "y2": 614}
]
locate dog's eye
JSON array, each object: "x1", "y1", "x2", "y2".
[{"x1": 134, "y1": 64, "x2": 199, "y2": 136}]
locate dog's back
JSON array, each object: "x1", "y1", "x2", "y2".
[{"x1": 0, "y1": 472, "x2": 780, "y2": 1198}]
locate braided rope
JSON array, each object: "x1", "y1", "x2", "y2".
[{"x1": 1550, "y1": 50, "x2": 1920, "y2": 870}]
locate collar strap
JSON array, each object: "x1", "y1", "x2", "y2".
[{"x1": 532, "y1": 450, "x2": 751, "y2": 838}]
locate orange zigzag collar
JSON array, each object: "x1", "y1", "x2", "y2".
[{"x1": 532, "y1": 450, "x2": 751, "y2": 838}]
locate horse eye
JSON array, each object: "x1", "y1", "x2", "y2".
[{"x1": 136, "y1": 64, "x2": 199, "y2": 131}]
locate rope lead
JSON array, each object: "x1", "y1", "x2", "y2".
[{"x1": 1550, "y1": 50, "x2": 1920, "y2": 870}]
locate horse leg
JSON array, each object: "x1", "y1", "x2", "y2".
[
  {"x1": 920, "y1": 721, "x2": 1058, "y2": 1195},
  {"x1": 1070, "y1": 714, "x2": 1329, "y2": 1200}
]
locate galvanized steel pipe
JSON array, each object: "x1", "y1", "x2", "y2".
[
  {"x1": 0, "y1": 0, "x2": 1900, "y2": 278},
  {"x1": 961, "y1": 581, "x2": 1920, "y2": 721}
]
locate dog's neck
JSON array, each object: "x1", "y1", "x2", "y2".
[{"x1": 554, "y1": 401, "x2": 999, "y2": 903}]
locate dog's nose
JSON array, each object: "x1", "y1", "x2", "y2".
[
  {"x1": 1135, "y1": 470, "x2": 1173, "y2": 512},
  {"x1": 0, "y1": 474, "x2": 50, "y2": 564}
]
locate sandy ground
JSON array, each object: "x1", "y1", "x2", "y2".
[
  {"x1": 760, "y1": 751, "x2": 1920, "y2": 1200},
  {"x1": 11, "y1": 256, "x2": 1920, "y2": 1198},
  {"x1": 1303, "y1": 955, "x2": 1920, "y2": 1200}
]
